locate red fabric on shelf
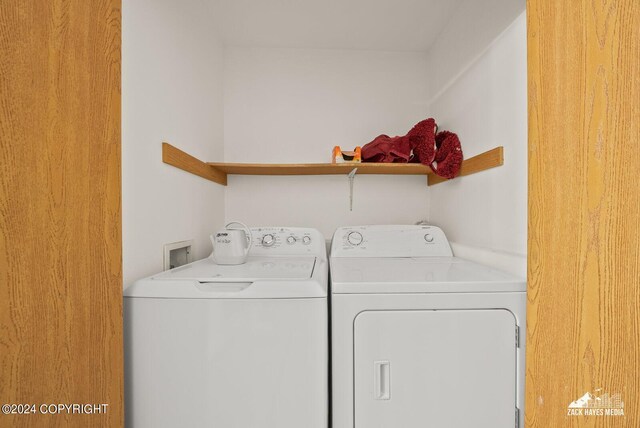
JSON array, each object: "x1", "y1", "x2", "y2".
[
  {"x1": 361, "y1": 118, "x2": 463, "y2": 179},
  {"x1": 361, "y1": 134, "x2": 412, "y2": 163},
  {"x1": 362, "y1": 118, "x2": 437, "y2": 164},
  {"x1": 431, "y1": 131, "x2": 463, "y2": 179},
  {"x1": 407, "y1": 118, "x2": 436, "y2": 164}
]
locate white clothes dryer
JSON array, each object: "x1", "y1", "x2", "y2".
[
  {"x1": 125, "y1": 227, "x2": 328, "y2": 428},
  {"x1": 330, "y1": 225, "x2": 526, "y2": 428}
]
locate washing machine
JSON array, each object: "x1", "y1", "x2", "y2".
[
  {"x1": 124, "y1": 227, "x2": 327, "y2": 428},
  {"x1": 330, "y1": 225, "x2": 526, "y2": 428}
]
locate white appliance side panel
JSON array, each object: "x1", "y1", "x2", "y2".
[
  {"x1": 124, "y1": 298, "x2": 327, "y2": 428},
  {"x1": 354, "y1": 309, "x2": 516, "y2": 428}
]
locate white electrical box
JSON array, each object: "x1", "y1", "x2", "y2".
[{"x1": 163, "y1": 240, "x2": 193, "y2": 271}]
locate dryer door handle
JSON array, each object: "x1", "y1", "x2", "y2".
[{"x1": 374, "y1": 360, "x2": 390, "y2": 400}]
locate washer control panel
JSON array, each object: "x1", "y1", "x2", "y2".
[
  {"x1": 248, "y1": 227, "x2": 323, "y2": 256},
  {"x1": 332, "y1": 225, "x2": 452, "y2": 257}
]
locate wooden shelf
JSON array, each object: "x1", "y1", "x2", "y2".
[
  {"x1": 162, "y1": 142, "x2": 504, "y2": 186},
  {"x1": 207, "y1": 161, "x2": 434, "y2": 176}
]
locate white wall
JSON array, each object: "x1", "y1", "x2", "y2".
[
  {"x1": 122, "y1": 0, "x2": 225, "y2": 286},
  {"x1": 426, "y1": 0, "x2": 526, "y2": 99},
  {"x1": 214, "y1": 0, "x2": 463, "y2": 51},
  {"x1": 223, "y1": 47, "x2": 431, "y2": 237},
  {"x1": 428, "y1": 12, "x2": 527, "y2": 276}
]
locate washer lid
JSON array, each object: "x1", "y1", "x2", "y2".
[
  {"x1": 124, "y1": 256, "x2": 326, "y2": 299},
  {"x1": 330, "y1": 257, "x2": 525, "y2": 293},
  {"x1": 152, "y1": 256, "x2": 316, "y2": 282}
]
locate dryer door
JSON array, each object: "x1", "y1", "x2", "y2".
[{"x1": 354, "y1": 309, "x2": 517, "y2": 428}]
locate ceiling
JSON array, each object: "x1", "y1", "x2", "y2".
[{"x1": 212, "y1": 0, "x2": 465, "y2": 52}]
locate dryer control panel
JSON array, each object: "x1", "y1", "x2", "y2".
[{"x1": 331, "y1": 225, "x2": 452, "y2": 257}]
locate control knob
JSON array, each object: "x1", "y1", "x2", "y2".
[
  {"x1": 302, "y1": 236, "x2": 312, "y2": 245},
  {"x1": 347, "y1": 231, "x2": 363, "y2": 246},
  {"x1": 262, "y1": 234, "x2": 275, "y2": 247},
  {"x1": 286, "y1": 236, "x2": 297, "y2": 245}
]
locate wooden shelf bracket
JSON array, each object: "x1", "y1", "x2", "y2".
[
  {"x1": 162, "y1": 142, "x2": 227, "y2": 185},
  {"x1": 427, "y1": 146, "x2": 504, "y2": 186}
]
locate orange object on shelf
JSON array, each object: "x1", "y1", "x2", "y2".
[{"x1": 332, "y1": 146, "x2": 361, "y2": 163}]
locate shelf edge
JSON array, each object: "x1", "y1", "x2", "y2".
[{"x1": 207, "y1": 162, "x2": 434, "y2": 175}]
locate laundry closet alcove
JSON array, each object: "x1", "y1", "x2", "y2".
[{"x1": 122, "y1": 0, "x2": 529, "y2": 274}]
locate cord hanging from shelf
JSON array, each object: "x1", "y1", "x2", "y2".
[{"x1": 347, "y1": 167, "x2": 357, "y2": 211}]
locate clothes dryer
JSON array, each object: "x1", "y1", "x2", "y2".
[{"x1": 330, "y1": 225, "x2": 525, "y2": 428}]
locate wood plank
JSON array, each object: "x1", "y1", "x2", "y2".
[
  {"x1": 427, "y1": 146, "x2": 504, "y2": 185},
  {"x1": 207, "y1": 161, "x2": 434, "y2": 175},
  {"x1": 0, "y1": 1, "x2": 123, "y2": 427},
  {"x1": 163, "y1": 142, "x2": 227, "y2": 185},
  {"x1": 164, "y1": 143, "x2": 503, "y2": 184},
  {"x1": 526, "y1": 1, "x2": 640, "y2": 427},
  {"x1": 208, "y1": 147, "x2": 502, "y2": 181}
]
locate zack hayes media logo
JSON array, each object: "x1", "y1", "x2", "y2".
[{"x1": 567, "y1": 388, "x2": 624, "y2": 417}]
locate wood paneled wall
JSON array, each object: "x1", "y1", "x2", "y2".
[
  {"x1": 0, "y1": 1, "x2": 122, "y2": 427},
  {"x1": 527, "y1": 1, "x2": 640, "y2": 427}
]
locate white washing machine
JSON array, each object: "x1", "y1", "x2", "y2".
[
  {"x1": 124, "y1": 227, "x2": 327, "y2": 428},
  {"x1": 330, "y1": 225, "x2": 526, "y2": 428}
]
